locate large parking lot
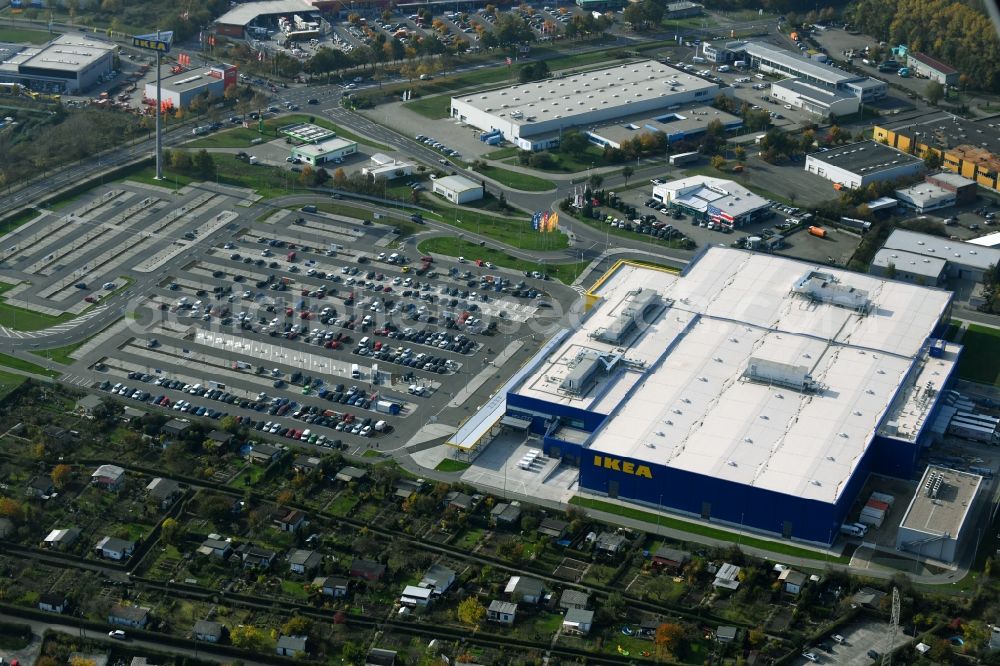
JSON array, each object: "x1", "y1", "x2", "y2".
[
  {"x1": 793, "y1": 619, "x2": 914, "y2": 666},
  {"x1": 1, "y1": 180, "x2": 571, "y2": 454}
]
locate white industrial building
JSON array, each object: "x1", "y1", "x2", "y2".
[
  {"x1": 769, "y1": 78, "x2": 859, "y2": 118},
  {"x1": 896, "y1": 466, "x2": 982, "y2": 563},
  {"x1": 709, "y1": 41, "x2": 888, "y2": 107},
  {"x1": 145, "y1": 65, "x2": 237, "y2": 109},
  {"x1": 881, "y1": 229, "x2": 1000, "y2": 282},
  {"x1": 652, "y1": 175, "x2": 772, "y2": 228},
  {"x1": 477, "y1": 250, "x2": 958, "y2": 544},
  {"x1": 869, "y1": 249, "x2": 946, "y2": 286},
  {"x1": 905, "y1": 53, "x2": 959, "y2": 86},
  {"x1": 804, "y1": 141, "x2": 925, "y2": 190},
  {"x1": 450, "y1": 60, "x2": 721, "y2": 151},
  {"x1": 586, "y1": 105, "x2": 742, "y2": 149},
  {"x1": 967, "y1": 231, "x2": 1000, "y2": 248},
  {"x1": 432, "y1": 175, "x2": 483, "y2": 204},
  {"x1": 894, "y1": 182, "x2": 957, "y2": 213},
  {"x1": 290, "y1": 137, "x2": 357, "y2": 166},
  {"x1": 0, "y1": 33, "x2": 116, "y2": 94},
  {"x1": 362, "y1": 153, "x2": 414, "y2": 179}
]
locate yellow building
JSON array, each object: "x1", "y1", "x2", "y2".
[{"x1": 873, "y1": 114, "x2": 1000, "y2": 192}]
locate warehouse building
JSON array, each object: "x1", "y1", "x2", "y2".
[
  {"x1": 473, "y1": 252, "x2": 957, "y2": 545},
  {"x1": 450, "y1": 60, "x2": 721, "y2": 151},
  {"x1": 881, "y1": 229, "x2": 1000, "y2": 283},
  {"x1": 738, "y1": 42, "x2": 888, "y2": 102},
  {"x1": 869, "y1": 249, "x2": 946, "y2": 285},
  {"x1": 145, "y1": 64, "x2": 237, "y2": 109},
  {"x1": 905, "y1": 53, "x2": 959, "y2": 86},
  {"x1": 585, "y1": 105, "x2": 742, "y2": 149},
  {"x1": 769, "y1": 78, "x2": 859, "y2": 118},
  {"x1": 874, "y1": 113, "x2": 1000, "y2": 194},
  {"x1": 894, "y1": 182, "x2": 957, "y2": 213},
  {"x1": 214, "y1": 0, "x2": 322, "y2": 37},
  {"x1": 432, "y1": 175, "x2": 483, "y2": 204},
  {"x1": 0, "y1": 33, "x2": 116, "y2": 94},
  {"x1": 804, "y1": 141, "x2": 924, "y2": 190},
  {"x1": 290, "y1": 137, "x2": 357, "y2": 165},
  {"x1": 663, "y1": 1, "x2": 704, "y2": 18},
  {"x1": 651, "y1": 176, "x2": 771, "y2": 229},
  {"x1": 895, "y1": 465, "x2": 982, "y2": 563}
]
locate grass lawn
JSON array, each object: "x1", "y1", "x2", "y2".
[
  {"x1": 0, "y1": 284, "x2": 74, "y2": 331},
  {"x1": 0, "y1": 370, "x2": 27, "y2": 399},
  {"x1": 31, "y1": 339, "x2": 86, "y2": 365},
  {"x1": 0, "y1": 27, "x2": 51, "y2": 43},
  {"x1": 474, "y1": 165, "x2": 554, "y2": 192},
  {"x1": 362, "y1": 449, "x2": 382, "y2": 458},
  {"x1": 187, "y1": 113, "x2": 389, "y2": 150},
  {"x1": 327, "y1": 493, "x2": 359, "y2": 516},
  {"x1": 483, "y1": 147, "x2": 520, "y2": 161},
  {"x1": 570, "y1": 497, "x2": 850, "y2": 564},
  {"x1": 956, "y1": 324, "x2": 1000, "y2": 386},
  {"x1": 418, "y1": 237, "x2": 590, "y2": 285},
  {"x1": 405, "y1": 94, "x2": 452, "y2": 119},
  {"x1": 227, "y1": 464, "x2": 267, "y2": 488},
  {"x1": 435, "y1": 458, "x2": 472, "y2": 473},
  {"x1": 422, "y1": 205, "x2": 569, "y2": 252},
  {"x1": 0, "y1": 206, "x2": 41, "y2": 236},
  {"x1": 129, "y1": 157, "x2": 302, "y2": 200},
  {"x1": 280, "y1": 578, "x2": 310, "y2": 600},
  {"x1": 455, "y1": 527, "x2": 485, "y2": 550}
]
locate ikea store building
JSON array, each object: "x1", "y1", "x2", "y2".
[{"x1": 491, "y1": 249, "x2": 959, "y2": 545}]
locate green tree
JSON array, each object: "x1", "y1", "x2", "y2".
[
  {"x1": 230, "y1": 625, "x2": 275, "y2": 651},
  {"x1": 194, "y1": 149, "x2": 215, "y2": 178},
  {"x1": 710, "y1": 154, "x2": 727, "y2": 170},
  {"x1": 171, "y1": 151, "x2": 192, "y2": 172},
  {"x1": 559, "y1": 130, "x2": 589, "y2": 156},
  {"x1": 457, "y1": 597, "x2": 486, "y2": 626},
  {"x1": 281, "y1": 615, "x2": 312, "y2": 636},
  {"x1": 926, "y1": 81, "x2": 944, "y2": 105},
  {"x1": 588, "y1": 173, "x2": 604, "y2": 190},
  {"x1": 160, "y1": 517, "x2": 182, "y2": 545},
  {"x1": 51, "y1": 463, "x2": 73, "y2": 490},
  {"x1": 622, "y1": 165, "x2": 634, "y2": 185}
]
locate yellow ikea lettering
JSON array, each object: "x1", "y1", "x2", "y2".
[{"x1": 593, "y1": 455, "x2": 652, "y2": 479}]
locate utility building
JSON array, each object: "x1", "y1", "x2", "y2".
[{"x1": 896, "y1": 465, "x2": 982, "y2": 562}]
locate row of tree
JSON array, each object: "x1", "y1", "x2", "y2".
[{"x1": 848, "y1": 0, "x2": 1000, "y2": 91}]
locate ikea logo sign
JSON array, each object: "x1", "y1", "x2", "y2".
[
  {"x1": 133, "y1": 38, "x2": 169, "y2": 51},
  {"x1": 594, "y1": 455, "x2": 652, "y2": 479}
]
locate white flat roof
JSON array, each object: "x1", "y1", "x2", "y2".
[
  {"x1": 453, "y1": 60, "x2": 717, "y2": 128},
  {"x1": 883, "y1": 228, "x2": 1000, "y2": 271},
  {"x1": 871, "y1": 248, "x2": 946, "y2": 278},
  {"x1": 743, "y1": 41, "x2": 858, "y2": 85},
  {"x1": 653, "y1": 175, "x2": 771, "y2": 220},
  {"x1": 772, "y1": 77, "x2": 858, "y2": 107},
  {"x1": 899, "y1": 465, "x2": 981, "y2": 537},
  {"x1": 292, "y1": 137, "x2": 356, "y2": 157},
  {"x1": 895, "y1": 182, "x2": 954, "y2": 206},
  {"x1": 216, "y1": 0, "x2": 315, "y2": 27},
  {"x1": 967, "y1": 231, "x2": 1000, "y2": 247},
  {"x1": 523, "y1": 249, "x2": 951, "y2": 504},
  {"x1": 18, "y1": 33, "x2": 115, "y2": 75},
  {"x1": 434, "y1": 174, "x2": 480, "y2": 193}
]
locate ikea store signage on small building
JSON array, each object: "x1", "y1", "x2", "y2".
[
  {"x1": 593, "y1": 455, "x2": 653, "y2": 479},
  {"x1": 133, "y1": 31, "x2": 173, "y2": 53}
]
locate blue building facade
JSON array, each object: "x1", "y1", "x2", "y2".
[{"x1": 506, "y1": 339, "x2": 960, "y2": 545}]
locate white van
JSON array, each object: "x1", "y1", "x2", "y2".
[
  {"x1": 374, "y1": 420, "x2": 387, "y2": 432},
  {"x1": 359, "y1": 336, "x2": 370, "y2": 347},
  {"x1": 351, "y1": 364, "x2": 361, "y2": 379}
]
